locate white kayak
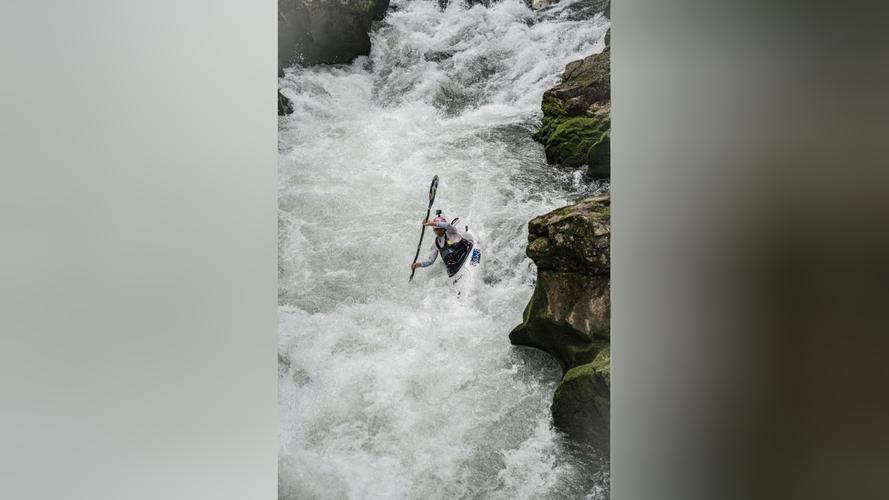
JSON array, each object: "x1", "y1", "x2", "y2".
[{"x1": 448, "y1": 228, "x2": 484, "y2": 297}]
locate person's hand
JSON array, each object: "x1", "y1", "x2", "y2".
[{"x1": 411, "y1": 262, "x2": 421, "y2": 270}]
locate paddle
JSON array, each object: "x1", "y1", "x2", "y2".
[{"x1": 409, "y1": 175, "x2": 439, "y2": 282}]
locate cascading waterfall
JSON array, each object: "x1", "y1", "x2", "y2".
[{"x1": 278, "y1": 0, "x2": 610, "y2": 498}]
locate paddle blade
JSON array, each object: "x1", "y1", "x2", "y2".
[{"x1": 428, "y1": 175, "x2": 439, "y2": 207}]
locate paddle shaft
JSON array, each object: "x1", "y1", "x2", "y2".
[
  {"x1": 409, "y1": 175, "x2": 439, "y2": 281},
  {"x1": 409, "y1": 208, "x2": 432, "y2": 281}
]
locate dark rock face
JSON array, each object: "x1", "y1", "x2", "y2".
[
  {"x1": 278, "y1": 90, "x2": 294, "y2": 116},
  {"x1": 533, "y1": 30, "x2": 610, "y2": 178},
  {"x1": 511, "y1": 271, "x2": 609, "y2": 370},
  {"x1": 510, "y1": 195, "x2": 610, "y2": 447},
  {"x1": 531, "y1": 0, "x2": 610, "y2": 16},
  {"x1": 278, "y1": 0, "x2": 390, "y2": 75}
]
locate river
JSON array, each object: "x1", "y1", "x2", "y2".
[{"x1": 278, "y1": 1, "x2": 610, "y2": 497}]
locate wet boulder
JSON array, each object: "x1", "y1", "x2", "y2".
[
  {"x1": 278, "y1": 0, "x2": 390, "y2": 74},
  {"x1": 551, "y1": 347, "x2": 610, "y2": 450},
  {"x1": 510, "y1": 195, "x2": 610, "y2": 447},
  {"x1": 510, "y1": 195, "x2": 610, "y2": 369},
  {"x1": 526, "y1": 196, "x2": 610, "y2": 275},
  {"x1": 511, "y1": 270, "x2": 609, "y2": 370},
  {"x1": 533, "y1": 30, "x2": 610, "y2": 178}
]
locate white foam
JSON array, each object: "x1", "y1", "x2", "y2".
[{"x1": 279, "y1": 1, "x2": 609, "y2": 497}]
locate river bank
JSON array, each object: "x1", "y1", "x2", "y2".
[{"x1": 513, "y1": 22, "x2": 611, "y2": 453}]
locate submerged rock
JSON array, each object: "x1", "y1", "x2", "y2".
[
  {"x1": 533, "y1": 30, "x2": 610, "y2": 178},
  {"x1": 278, "y1": 0, "x2": 390, "y2": 74},
  {"x1": 511, "y1": 195, "x2": 610, "y2": 446}
]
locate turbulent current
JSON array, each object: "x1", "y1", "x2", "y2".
[{"x1": 278, "y1": 0, "x2": 610, "y2": 498}]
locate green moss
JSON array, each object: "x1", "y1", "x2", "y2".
[
  {"x1": 599, "y1": 206, "x2": 610, "y2": 220},
  {"x1": 533, "y1": 41, "x2": 610, "y2": 177},
  {"x1": 585, "y1": 130, "x2": 610, "y2": 178},
  {"x1": 561, "y1": 360, "x2": 598, "y2": 384},
  {"x1": 551, "y1": 205, "x2": 575, "y2": 217},
  {"x1": 554, "y1": 347, "x2": 609, "y2": 403},
  {"x1": 562, "y1": 46, "x2": 610, "y2": 92},
  {"x1": 534, "y1": 93, "x2": 568, "y2": 143},
  {"x1": 590, "y1": 346, "x2": 610, "y2": 386},
  {"x1": 561, "y1": 338, "x2": 607, "y2": 371},
  {"x1": 541, "y1": 92, "x2": 566, "y2": 118},
  {"x1": 541, "y1": 115, "x2": 609, "y2": 168}
]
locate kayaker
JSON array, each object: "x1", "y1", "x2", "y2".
[{"x1": 410, "y1": 214, "x2": 473, "y2": 277}]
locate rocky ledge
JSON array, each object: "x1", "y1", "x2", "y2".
[
  {"x1": 511, "y1": 195, "x2": 611, "y2": 452},
  {"x1": 279, "y1": 0, "x2": 389, "y2": 71},
  {"x1": 278, "y1": 0, "x2": 390, "y2": 115},
  {"x1": 533, "y1": 30, "x2": 610, "y2": 178}
]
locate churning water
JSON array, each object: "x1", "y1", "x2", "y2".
[{"x1": 278, "y1": 0, "x2": 609, "y2": 498}]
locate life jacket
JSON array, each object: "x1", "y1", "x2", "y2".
[{"x1": 436, "y1": 236, "x2": 472, "y2": 277}]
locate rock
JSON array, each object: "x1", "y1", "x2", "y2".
[
  {"x1": 278, "y1": 0, "x2": 390, "y2": 75},
  {"x1": 533, "y1": 30, "x2": 610, "y2": 178},
  {"x1": 530, "y1": 0, "x2": 609, "y2": 12},
  {"x1": 278, "y1": 1, "x2": 388, "y2": 116},
  {"x1": 551, "y1": 347, "x2": 610, "y2": 450},
  {"x1": 510, "y1": 195, "x2": 610, "y2": 449},
  {"x1": 278, "y1": 90, "x2": 294, "y2": 116},
  {"x1": 510, "y1": 272, "x2": 609, "y2": 369},
  {"x1": 510, "y1": 195, "x2": 610, "y2": 369},
  {"x1": 526, "y1": 196, "x2": 610, "y2": 275}
]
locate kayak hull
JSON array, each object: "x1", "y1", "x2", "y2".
[{"x1": 448, "y1": 231, "x2": 484, "y2": 297}]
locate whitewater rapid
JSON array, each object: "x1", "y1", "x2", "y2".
[{"x1": 278, "y1": 0, "x2": 609, "y2": 498}]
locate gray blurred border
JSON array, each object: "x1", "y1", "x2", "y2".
[
  {"x1": 613, "y1": 1, "x2": 889, "y2": 499},
  {"x1": 0, "y1": 2, "x2": 277, "y2": 499}
]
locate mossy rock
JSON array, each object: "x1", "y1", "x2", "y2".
[
  {"x1": 533, "y1": 30, "x2": 610, "y2": 178},
  {"x1": 510, "y1": 271, "x2": 609, "y2": 369},
  {"x1": 589, "y1": 346, "x2": 610, "y2": 390},
  {"x1": 541, "y1": 115, "x2": 610, "y2": 171},
  {"x1": 510, "y1": 195, "x2": 610, "y2": 369},
  {"x1": 526, "y1": 195, "x2": 610, "y2": 274},
  {"x1": 551, "y1": 353, "x2": 610, "y2": 451},
  {"x1": 556, "y1": 44, "x2": 610, "y2": 103}
]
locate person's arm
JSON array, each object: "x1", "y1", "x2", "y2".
[
  {"x1": 423, "y1": 219, "x2": 455, "y2": 232},
  {"x1": 411, "y1": 242, "x2": 439, "y2": 269}
]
